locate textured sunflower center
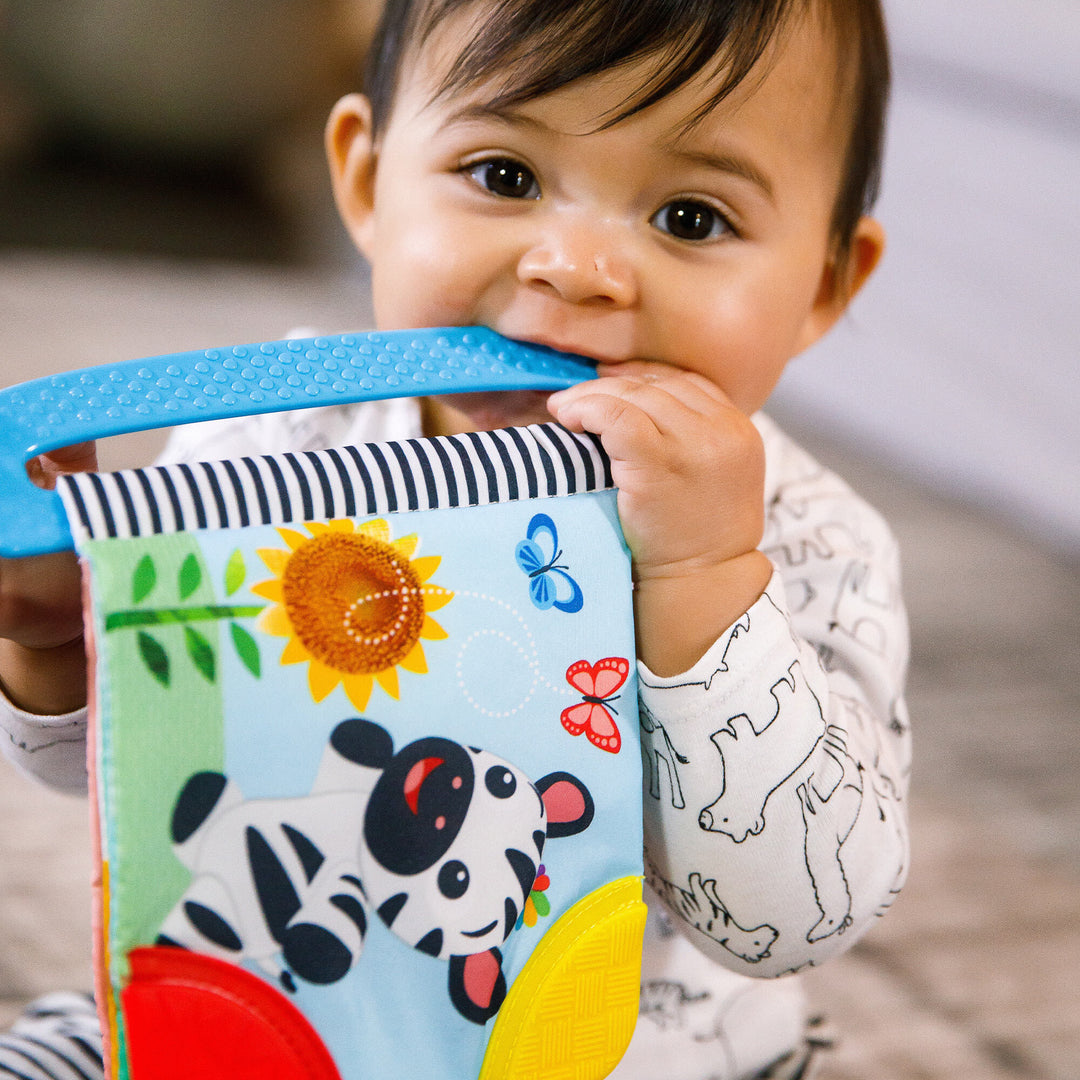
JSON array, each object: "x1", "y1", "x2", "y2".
[{"x1": 281, "y1": 532, "x2": 425, "y2": 674}]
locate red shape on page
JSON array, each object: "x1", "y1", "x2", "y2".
[{"x1": 120, "y1": 946, "x2": 341, "y2": 1080}]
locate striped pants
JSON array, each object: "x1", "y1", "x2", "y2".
[{"x1": 0, "y1": 996, "x2": 102, "y2": 1080}]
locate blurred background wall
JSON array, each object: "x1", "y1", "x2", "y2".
[
  {"x1": 0, "y1": 0, "x2": 375, "y2": 262},
  {"x1": 769, "y1": 0, "x2": 1080, "y2": 558}
]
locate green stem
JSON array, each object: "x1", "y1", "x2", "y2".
[{"x1": 105, "y1": 605, "x2": 265, "y2": 631}]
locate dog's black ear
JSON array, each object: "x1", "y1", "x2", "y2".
[
  {"x1": 448, "y1": 949, "x2": 506, "y2": 1025},
  {"x1": 170, "y1": 771, "x2": 229, "y2": 844},
  {"x1": 535, "y1": 771, "x2": 594, "y2": 838},
  {"x1": 330, "y1": 718, "x2": 394, "y2": 769}
]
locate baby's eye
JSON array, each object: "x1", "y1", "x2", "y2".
[
  {"x1": 651, "y1": 200, "x2": 732, "y2": 242},
  {"x1": 467, "y1": 158, "x2": 540, "y2": 200}
]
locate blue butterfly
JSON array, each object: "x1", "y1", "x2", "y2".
[{"x1": 515, "y1": 513, "x2": 583, "y2": 613}]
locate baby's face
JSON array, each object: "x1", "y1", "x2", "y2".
[{"x1": 335, "y1": 7, "x2": 871, "y2": 430}]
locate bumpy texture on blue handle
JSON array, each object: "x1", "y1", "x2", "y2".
[{"x1": 0, "y1": 328, "x2": 597, "y2": 556}]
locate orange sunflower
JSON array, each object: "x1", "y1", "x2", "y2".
[{"x1": 252, "y1": 519, "x2": 452, "y2": 709}]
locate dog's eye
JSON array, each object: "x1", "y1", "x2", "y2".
[
  {"x1": 485, "y1": 766, "x2": 517, "y2": 799},
  {"x1": 438, "y1": 859, "x2": 470, "y2": 899}
]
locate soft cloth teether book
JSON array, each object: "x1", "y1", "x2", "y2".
[{"x1": 0, "y1": 329, "x2": 647, "y2": 1080}]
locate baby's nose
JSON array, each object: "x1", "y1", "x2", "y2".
[{"x1": 517, "y1": 223, "x2": 637, "y2": 307}]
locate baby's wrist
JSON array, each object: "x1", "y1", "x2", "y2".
[{"x1": 632, "y1": 550, "x2": 772, "y2": 677}]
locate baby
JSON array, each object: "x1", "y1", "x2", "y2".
[{"x1": 0, "y1": 1, "x2": 910, "y2": 1078}]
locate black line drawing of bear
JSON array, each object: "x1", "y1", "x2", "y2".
[
  {"x1": 794, "y1": 723, "x2": 864, "y2": 942},
  {"x1": 157, "y1": 717, "x2": 595, "y2": 1024},
  {"x1": 795, "y1": 700, "x2": 906, "y2": 943}
]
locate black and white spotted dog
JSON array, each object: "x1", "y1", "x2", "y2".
[{"x1": 157, "y1": 718, "x2": 595, "y2": 1023}]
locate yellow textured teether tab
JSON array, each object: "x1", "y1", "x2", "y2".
[{"x1": 479, "y1": 876, "x2": 646, "y2": 1080}]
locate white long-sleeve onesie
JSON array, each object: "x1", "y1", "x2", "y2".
[{"x1": 0, "y1": 401, "x2": 910, "y2": 1080}]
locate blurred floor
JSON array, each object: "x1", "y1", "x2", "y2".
[
  {"x1": 773, "y1": 420, "x2": 1080, "y2": 1080},
  {"x1": 1, "y1": 248, "x2": 1077, "y2": 1078}
]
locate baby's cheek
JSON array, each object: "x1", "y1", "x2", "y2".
[
  {"x1": 371, "y1": 226, "x2": 477, "y2": 327},
  {"x1": 674, "y1": 288, "x2": 801, "y2": 411}
]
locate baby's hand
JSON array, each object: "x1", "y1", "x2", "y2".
[
  {"x1": 548, "y1": 362, "x2": 763, "y2": 573},
  {"x1": 0, "y1": 443, "x2": 97, "y2": 713},
  {"x1": 548, "y1": 363, "x2": 772, "y2": 674}
]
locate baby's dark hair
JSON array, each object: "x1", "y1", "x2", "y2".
[{"x1": 363, "y1": 0, "x2": 889, "y2": 259}]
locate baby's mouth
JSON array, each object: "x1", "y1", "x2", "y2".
[{"x1": 511, "y1": 335, "x2": 606, "y2": 367}]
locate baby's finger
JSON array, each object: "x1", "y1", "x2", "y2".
[
  {"x1": 27, "y1": 442, "x2": 99, "y2": 490},
  {"x1": 596, "y1": 361, "x2": 731, "y2": 408},
  {"x1": 548, "y1": 384, "x2": 662, "y2": 454},
  {"x1": 549, "y1": 381, "x2": 725, "y2": 471},
  {"x1": 551, "y1": 374, "x2": 720, "y2": 443}
]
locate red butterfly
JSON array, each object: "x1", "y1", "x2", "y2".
[{"x1": 560, "y1": 657, "x2": 630, "y2": 754}]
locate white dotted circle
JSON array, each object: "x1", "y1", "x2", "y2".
[{"x1": 452, "y1": 591, "x2": 570, "y2": 717}]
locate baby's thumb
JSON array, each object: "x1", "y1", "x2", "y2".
[{"x1": 28, "y1": 442, "x2": 99, "y2": 489}]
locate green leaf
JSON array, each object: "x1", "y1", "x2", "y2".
[
  {"x1": 229, "y1": 622, "x2": 261, "y2": 678},
  {"x1": 132, "y1": 555, "x2": 157, "y2": 603},
  {"x1": 224, "y1": 549, "x2": 246, "y2": 596},
  {"x1": 178, "y1": 553, "x2": 203, "y2": 600},
  {"x1": 184, "y1": 626, "x2": 216, "y2": 683},
  {"x1": 137, "y1": 631, "x2": 170, "y2": 686}
]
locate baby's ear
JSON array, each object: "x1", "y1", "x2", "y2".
[
  {"x1": 797, "y1": 215, "x2": 886, "y2": 354},
  {"x1": 325, "y1": 93, "x2": 379, "y2": 256},
  {"x1": 839, "y1": 215, "x2": 886, "y2": 307}
]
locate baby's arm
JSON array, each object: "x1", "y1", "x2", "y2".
[
  {"x1": 0, "y1": 444, "x2": 100, "y2": 716},
  {"x1": 642, "y1": 433, "x2": 910, "y2": 975},
  {"x1": 0, "y1": 445, "x2": 101, "y2": 791},
  {"x1": 550, "y1": 374, "x2": 910, "y2": 975}
]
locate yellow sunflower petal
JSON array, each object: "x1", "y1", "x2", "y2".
[
  {"x1": 308, "y1": 661, "x2": 342, "y2": 703},
  {"x1": 355, "y1": 518, "x2": 390, "y2": 543},
  {"x1": 343, "y1": 674, "x2": 374, "y2": 711},
  {"x1": 276, "y1": 527, "x2": 312, "y2": 551},
  {"x1": 420, "y1": 615, "x2": 449, "y2": 640},
  {"x1": 304, "y1": 521, "x2": 334, "y2": 536},
  {"x1": 393, "y1": 533, "x2": 419, "y2": 559},
  {"x1": 258, "y1": 604, "x2": 295, "y2": 638},
  {"x1": 250, "y1": 579, "x2": 284, "y2": 602},
  {"x1": 375, "y1": 666, "x2": 400, "y2": 699},
  {"x1": 398, "y1": 641, "x2": 428, "y2": 674},
  {"x1": 422, "y1": 586, "x2": 454, "y2": 611},
  {"x1": 257, "y1": 548, "x2": 290, "y2": 574},
  {"x1": 410, "y1": 555, "x2": 441, "y2": 583},
  {"x1": 327, "y1": 518, "x2": 357, "y2": 532},
  {"x1": 280, "y1": 636, "x2": 312, "y2": 666}
]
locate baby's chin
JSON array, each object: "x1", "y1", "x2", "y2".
[{"x1": 425, "y1": 391, "x2": 555, "y2": 435}]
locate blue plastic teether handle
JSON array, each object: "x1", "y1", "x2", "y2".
[{"x1": 0, "y1": 327, "x2": 597, "y2": 556}]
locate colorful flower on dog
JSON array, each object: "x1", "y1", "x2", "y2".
[
  {"x1": 253, "y1": 519, "x2": 452, "y2": 708},
  {"x1": 517, "y1": 866, "x2": 552, "y2": 930}
]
